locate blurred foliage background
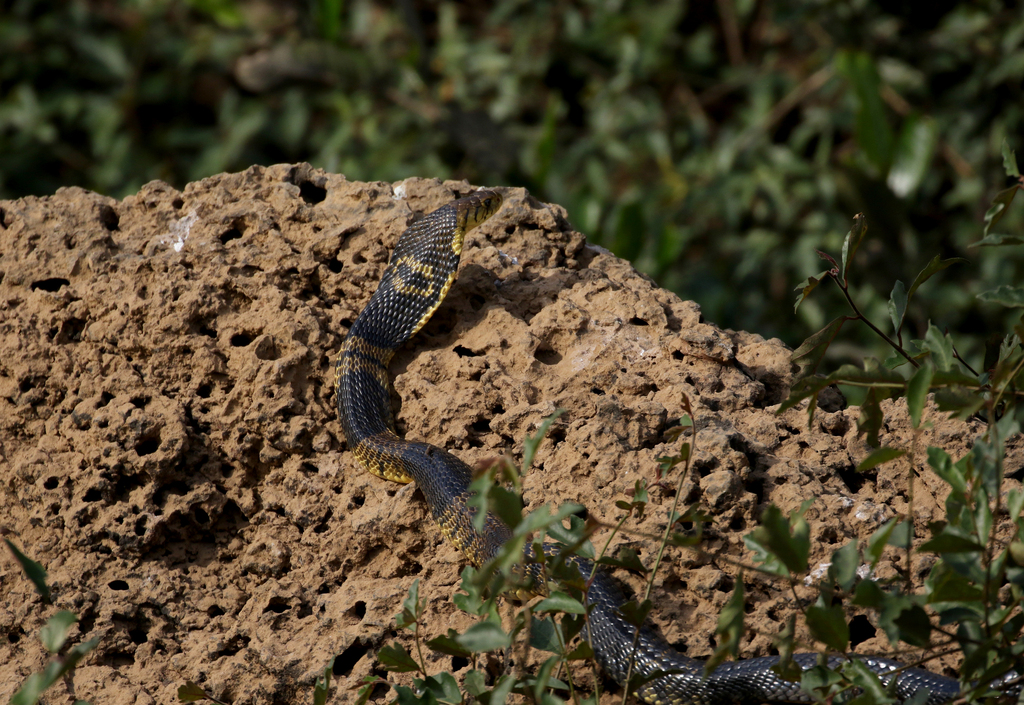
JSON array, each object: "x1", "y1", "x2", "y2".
[{"x1": 2, "y1": 0, "x2": 1023, "y2": 368}]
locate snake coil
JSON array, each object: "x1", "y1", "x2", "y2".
[{"x1": 335, "y1": 190, "x2": 1015, "y2": 705}]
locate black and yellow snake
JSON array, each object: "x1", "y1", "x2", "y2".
[{"x1": 334, "y1": 190, "x2": 1004, "y2": 705}]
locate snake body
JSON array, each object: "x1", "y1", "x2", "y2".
[{"x1": 334, "y1": 191, "x2": 992, "y2": 705}]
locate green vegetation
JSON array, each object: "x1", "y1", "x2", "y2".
[
  {"x1": 5, "y1": 539, "x2": 98, "y2": 705},
  {"x1": 3, "y1": 0, "x2": 1022, "y2": 359},
  {"x1": 5, "y1": 3, "x2": 1023, "y2": 702},
  {"x1": 306, "y1": 143, "x2": 1024, "y2": 705}
]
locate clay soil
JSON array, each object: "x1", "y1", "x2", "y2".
[{"x1": 1, "y1": 165, "x2": 1020, "y2": 704}]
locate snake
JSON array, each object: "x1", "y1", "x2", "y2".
[{"x1": 334, "y1": 190, "x2": 1011, "y2": 705}]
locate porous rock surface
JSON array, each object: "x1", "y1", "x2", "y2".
[{"x1": 0, "y1": 165, "x2": 1018, "y2": 704}]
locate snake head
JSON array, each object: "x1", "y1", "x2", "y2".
[{"x1": 457, "y1": 189, "x2": 504, "y2": 231}]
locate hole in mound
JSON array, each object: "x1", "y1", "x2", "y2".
[
  {"x1": 98, "y1": 204, "x2": 120, "y2": 231},
  {"x1": 156, "y1": 481, "x2": 190, "y2": 507},
  {"x1": 135, "y1": 435, "x2": 160, "y2": 456},
  {"x1": 348, "y1": 601, "x2": 367, "y2": 620},
  {"x1": 451, "y1": 656, "x2": 470, "y2": 671},
  {"x1": 850, "y1": 614, "x2": 876, "y2": 648},
  {"x1": 471, "y1": 418, "x2": 491, "y2": 434},
  {"x1": 194, "y1": 507, "x2": 210, "y2": 524},
  {"x1": 30, "y1": 278, "x2": 70, "y2": 292},
  {"x1": 628, "y1": 316, "x2": 648, "y2": 326},
  {"x1": 215, "y1": 634, "x2": 250, "y2": 657},
  {"x1": 838, "y1": 464, "x2": 866, "y2": 494},
  {"x1": 134, "y1": 517, "x2": 147, "y2": 536},
  {"x1": 264, "y1": 597, "x2": 290, "y2": 614},
  {"x1": 220, "y1": 224, "x2": 243, "y2": 244},
  {"x1": 351, "y1": 494, "x2": 365, "y2": 508},
  {"x1": 313, "y1": 508, "x2": 333, "y2": 534},
  {"x1": 208, "y1": 605, "x2": 225, "y2": 617},
  {"x1": 109, "y1": 580, "x2": 129, "y2": 591},
  {"x1": 197, "y1": 384, "x2": 212, "y2": 398},
  {"x1": 534, "y1": 344, "x2": 562, "y2": 365},
  {"x1": 334, "y1": 639, "x2": 371, "y2": 676},
  {"x1": 57, "y1": 317, "x2": 86, "y2": 344},
  {"x1": 454, "y1": 345, "x2": 480, "y2": 358},
  {"x1": 299, "y1": 180, "x2": 327, "y2": 204},
  {"x1": 128, "y1": 625, "x2": 148, "y2": 644},
  {"x1": 84, "y1": 488, "x2": 103, "y2": 502},
  {"x1": 43, "y1": 477, "x2": 59, "y2": 490}
]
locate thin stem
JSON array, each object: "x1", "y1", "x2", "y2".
[
  {"x1": 834, "y1": 277, "x2": 920, "y2": 368},
  {"x1": 413, "y1": 619, "x2": 428, "y2": 679},
  {"x1": 621, "y1": 415, "x2": 696, "y2": 704}
]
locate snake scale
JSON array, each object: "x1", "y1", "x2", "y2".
[{"x1": 334, "y1": 190, "x2": 1000, "y2": 705}]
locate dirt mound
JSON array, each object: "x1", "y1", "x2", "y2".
[{"x1": 1, "y1": 165, "x2": 1017, "y2": 704}]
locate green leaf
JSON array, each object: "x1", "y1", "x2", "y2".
[
  {"x1": 527, "y1": 616, "x2": 561, "y2": 653},
  {"x1": 12, "y1": 673, "x2": 52, "y2": 705},
  {"x1": 793, "y1": 270, "x2": 832, "y2": 312},
  {"x1": 455, "y1": 620, "x2": 511, "y2": 652},
  {"x1": 1002, "y1": 138, "x2": 1020, "y2": 178},
  {"x1": 858, "y1": 386, "x2": 886, "y2": 448},
  {"x1": 464, "y1": 670, "x2": 487, "y2": 697},
  {"x1": 522, "y1": 409, "x2": 565, "y2": 476},
  {"x1": 801, "y1": 665, "x2": 844, "y2": 699},
  {"x1": 378, "y1": 643, "x2": 421, "y2": 673},
  {"x1": 806, "y1": 601, "x2": 850, "y2": 652},
  {"x1": 919, "y1": 533, "x2": 985, "y2": 554},
  {"x1": 715, "y1": 578, "x2": 745, "y2": 659},
  {"x1": 533, "y1": 591, "x2": 587, "y2": 614},
  {"x1": 928, "y1": 565, "x2": 984, "y2": 603},
  {"x1": 907, "y1": 255, "x2": 968, "y2": 299},
  {"x1": 970, "y1": 232, "x2": 1024, "y2": 247},
  {"x1": 843, "y1": 659, "x2": 892, "y2": 704},
  {"x1": 355, "y1": 676, "x2": 388, "y2": 705},
  {"x1": 4, "y1": 539, "x2": 51, "y2": 604},
  {"x1": 791, "y1": 317, "x2": 847, "y2": 377},
  {"x1": 927, "y1": 446, "x2": 968, "y2": 495},
  {"x1": 421, "y1": 672, "x2": 462, "y2": 705},
  {"x1": 617, "y1": 599, "x2": 653, "y2": 629},
  {"x1": 746, "y1": 502, "x2": 811, "y2": 576},
  {"x1": 396, "y1": 579, "x2": 422, "y2": 629},
  {"x1": 313, "y1": 657, "x2": 334, "y2": 705},
  {"x1": 184, "y1": 0, "x2": 245, "y2": 28},
  {"x1": 888, "y1": 280, "x2": 908, "y2": 337},
  {"x1": 887, "y1": 115, "x2": 937, "y2": 197},
  {"x1": 596, "y1": 546, "x2": 647, "y2": 573},
  {"x1": 983, "y1": 185, "x2": 1019, "y2": 238},
  {"x1": 891, "y1": 603, "x2": 932, "y2": 647},
  {"x1": 857, "y1": 447, "x2": 907, "y2": 471},
  {"x1": 829, "y1": 540, "x2": 860, "y2": 592},
  {"x1": 906, "y1": 363, "x2": 934, "y2": 428},
  {"x1": 978, "y1": 285, "x2": 1024, "y2": 308},
  {"x1": 840, "y1": 214, "x2": 868, "y2": 284},
  {"x1": 177, "y1": 681, "x2": 208, "y2": 703},
  {"x1": 836, "y1": 51, "x2": 894, "y2": 171},
  {"x1": 19, "y1": 636, "x2": 99, "y2": 700},
  {"x1": 923, "y1": 324, "x2": 954, "y2": 371},
  {"x1": 426, "y1": 631, "x2": 474, "y2": 658},
  {"x1": 866, "y1": 519, "x2": 899, "y2": 567},
  {"x1": 40, "y1": 611, "x2": 79, "y2": 653}
]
